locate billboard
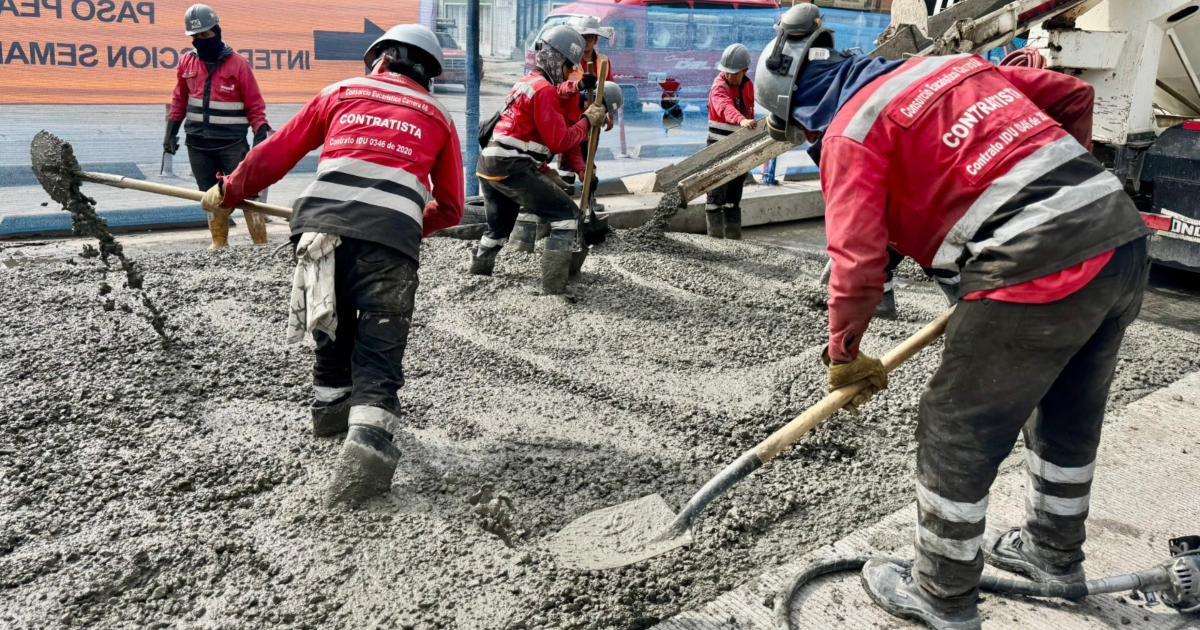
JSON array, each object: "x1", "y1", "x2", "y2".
[{"x1": 0, "y1": 0, "x2": 435, "y2": 104}]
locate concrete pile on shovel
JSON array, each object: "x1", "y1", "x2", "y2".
[{"x1": 546, "y1": 308, "x2": 955, "y2": 571}]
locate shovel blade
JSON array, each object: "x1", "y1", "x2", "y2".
[{"x1": 546, "y1": 494, "x2": 692, "y2": 571}]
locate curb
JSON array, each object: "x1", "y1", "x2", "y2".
[
  {"x1": 0, "y1": 205, "x2": 250, "y2": 238},
  {"x1": 0, "y1": 162, "x2": 144, "y2": 188}
]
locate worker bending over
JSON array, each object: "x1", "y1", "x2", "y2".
[
  {"x1": 471, "y1": 26, "x2": 606, "y2": 294},
  {"x1": 201, "y1": 24, "x2": 464, "y2": 503},
  {"x1": 706, "y1": 43, "x2": 756, "y2": 240},
  {"x1": 166, "y1": 4, "x2": 271, "y2": 249},
  {"x1": 760, "y1": 5, "x2": 1150, "y2": 629}
]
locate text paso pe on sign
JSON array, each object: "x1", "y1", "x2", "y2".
[{"x1": 0, "y1": 0, "x2": 423, "y2": 104}]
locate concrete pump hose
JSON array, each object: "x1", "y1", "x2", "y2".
[{"x1": 999, "y1": 46, "x2": 1046, "y2": 69}]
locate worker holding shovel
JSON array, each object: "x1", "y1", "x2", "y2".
[
  {"x1": 757, "y1": 5, "x2": 1150, "y2": 629},
  {"x1": 200, "y1": 24, "x2": 464, "y2": 505}
]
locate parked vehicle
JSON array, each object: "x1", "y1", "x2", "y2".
[{"x1": 434, "y1": 19, "x2": 483, "y2": 87}]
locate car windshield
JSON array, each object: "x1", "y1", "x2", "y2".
[{"x1": 436, "y1": 32, "x2": 460, "y2": 49}]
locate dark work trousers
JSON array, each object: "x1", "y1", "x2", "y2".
[
  {"x1": 311, "y1": 238, "x2": 420, "y2": 421},
  {"x1": 704, "y1": 137, "x2": 747, "y2": 225},
  {"x1": 913, "y1": 237, "x2": 1149, "y2": 609},
  {"x1": 883, "y1": 248, "x2": 960, "y2": 292},
  {"x1": 186, "y1": 137, "x2": 250, "y2": 191},
  {"x1": 479, "y1": 163, "x2": 580, "y2": 246}
]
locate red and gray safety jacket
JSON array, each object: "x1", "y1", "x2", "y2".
[
  {"x1": 218, "y1": 73, "x2": 464, "y2": 263},
  {"x1": 477, "y1": 71, "x2": 590, "y2": 178},
  {"x1": 707, "y1": 75, "x2": 754, "y2": 143},
  {"x1": 169, "y1": 46, "x2": 268, "y2": 142},
  {"x1": 821, "y1": 54, "x2": 1150, "y2": 363}
]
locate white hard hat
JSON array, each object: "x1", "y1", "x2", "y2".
[{"x1": 364, "y1": 24, "x2": 445, "y2": 77}]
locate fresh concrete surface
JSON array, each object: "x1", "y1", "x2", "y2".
[{"x1": 655, "y1": 369, "x2": 1200, "y2": 630}]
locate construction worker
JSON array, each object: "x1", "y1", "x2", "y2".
[
  {"x1": 558, "y1": 16, "x2": 617, "y2": 209},
  {"x1": 706, "y1": 43, "x2": 756, "y2": 240},
  {"x1": 199, "y1": 24, "x2": 464, "y2": 504},
  {"x1": 471, "y1": 26, "x2": 607, "y2": 294},
  {"x1": 758, "y1": 5, "x2": 1150, "y2": 629},
  {"x1": 165, "y1": 4, "x2": 271, "y2": 249}
]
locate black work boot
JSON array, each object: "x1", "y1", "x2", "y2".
[
  {"x1": 723, "y1": 206, "x2": 742, "y2": 240},
  {"x1": 326, "y1": 424, "x2": 401, "y2": 505},
  {"x1": 311, "y1": 394, "x2": 351, "y2": 437},
  {"x1": 983, "y1": 527, "x2": 1086, "y2": 585},
  {"x1": 510, "y1": 214, "x2": 539, "y2": 253},
  {"x1": 541, "y1": 228, "x2": 575, "y2": 295},
  {"x1": 705, "y1": 209, "x2": 725, "y2": 238},
  {"x1": 875, "y1": 290, "x2": 898, "y2": 319},
  {"x1": 861, "y1": 559, "x2": 982, "y2": 630},
  {"x1": 469, "y1": 245, "x2": 501, "y2": 276}
]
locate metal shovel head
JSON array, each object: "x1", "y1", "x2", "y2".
[{"x1": 546, "y1": 494, "x2": 692, "y2": 571}]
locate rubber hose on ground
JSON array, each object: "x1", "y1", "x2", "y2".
[{"x1": 772, "y1": 558, "x2": 1092, "y2": 630}]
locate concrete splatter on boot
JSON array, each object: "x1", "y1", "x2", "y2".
[
  {"x1": 244, "y1": 211, "x2": 268, "y2": 245},
  {"x1": 723, "y1": 205, "x2": 742, "y2": 240},
  {"x1": 510, "y1": 214, "x2": 539, "y2": 253},
  {"x1": 861, "y1": 559, "x2": 981, "y2": 630},
  {"x1": 875, "y1": 289, "x2": 898, "y2": 319},
  {"x1": 470, "y1": 238, "x2": 504, "y2": 276},
  {"x1": 983, "y1": 527, "x2": 1086, "y2": 585},
  {"x1": 206, "y1": 210, "x2": 229, "y2": 250},
  {"x1": 541, "y1": 221, "x2": 577, "y2": 295},
  {"x1": 326, "y1": 406, "x2": 402, "y2": 505},
  {"x1": 311, "y1": 386, "x2": 352, "y2": 437},
  {"x1": 705, "y1": 208, "x2": 725, "y2": 238}
]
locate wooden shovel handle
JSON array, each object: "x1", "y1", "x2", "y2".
[
  {"x1": 79, "y1": 171, "x2": 294, "y2": 220},
  {"x1": 579, "y1": 59, "x2": 608, "y2": 212},
  {"x1": 754, "y1": 307, "x2": 955, "y2": 462}
]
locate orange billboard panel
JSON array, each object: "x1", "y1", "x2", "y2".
[{"x1": 0, "y1": 0, "x2": 431, "y2": 104}]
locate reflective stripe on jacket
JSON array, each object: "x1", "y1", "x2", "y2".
[
  {"x1": 169, "y1": 49, "x2": 267, "y2": 141},
  {"x1": 478, "y1": 72, "x2": 589, "y2": 177}
]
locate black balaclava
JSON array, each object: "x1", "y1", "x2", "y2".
[{"x1": 193, "y1": 24, "x2": 225, "y2": 63}]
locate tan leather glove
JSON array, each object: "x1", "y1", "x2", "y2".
[
  {"x1": 584, "y1": 102, "x2": 607, "y2": 128},
  {"x1": 200, "y1": 184, "x2": 230, "y2": 218},
  {"x1": 545, "y1": 169, "x2": 575, "y2": 195},
  {"x1": 823, "y1": 349, "x2": 888, "y2": 415}
]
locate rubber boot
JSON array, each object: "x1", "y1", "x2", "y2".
[
  {"x1": 982, "y1": 527, "x2": 1086, "y2": 585},
  {"x1": 705, "y1": 209, "x2": 725, "y2": 238},
  {"x1": 326, "y1": 424, "x2": 400, "y2": 505},
  {"x1": 936, "y1": 281, "x2": 960, "y2": 306},
  {"x1": 206, "y1": 210, "x2": 229, "y2": 250},
  {"x1": 541, "y1": 228, "x2": 575, "y2": 295},
  {"x1": 723, "y1": 206, "x2": 742, "y2": 240},
  {"x1": 861, "y1": 559, "x2": 982, "y2": 630},
  {"x1": 470, "y1": 244, "x2": 502, "y2": 276},
  {"x1": 510, "y1": 214, "x2": 539, "y2": 253},
  {"x1": 244, "y1": 211, "x2": 268, "y2": 245},
  {"x1": 311, "y1": 394, "x2": 351, "y2": 437},
  {"x1": 875, "y1": 290, "x2": 898, "y2": 319},
  {"x1": 569, "y1": 243, "x2": 589, "y2": 279}
]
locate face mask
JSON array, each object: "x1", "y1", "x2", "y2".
[{"x1": 193, "y1": 28, "x2": 224, "y2": 62}]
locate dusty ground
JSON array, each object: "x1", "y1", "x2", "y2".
[{"x1": 1, "y1": 231, "x2": 1196, "y2": 630}]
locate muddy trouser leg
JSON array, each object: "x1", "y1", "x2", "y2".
[
  {"x1": 474, "y1": 178, "x2": 519, "y2": 273},
  {"x1": 723, "y1": 175, "x2": 746, "y2": 240},
  {"x1": 494, "y1": 167, "x2": 580, "y2": 294},
  {"x1": 1022, "y1": 239, "x2": 1148, "y2": 565},
  {"x1": 705, "y1": 184, "x2": 727, "y2": 238},
  {"x1": 310, "y1": 269, "x2": 357, "y2": 436},
  {"x1": 913, "y1": 238, "x2": 1148, "y2": 610}
]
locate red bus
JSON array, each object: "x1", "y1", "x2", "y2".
[{"x1": 525, "y1": 0, "x2": 782, "y2": 112}]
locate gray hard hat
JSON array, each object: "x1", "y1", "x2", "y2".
[
  {"x1": 363, "y1": 24, "x2": 445, "y2": 77},
  {"x1": 183, "y1": 4, "x2": 219, "y2": 36},
  {"x1": 572, "y1": 15, "x2": 615, "y2": 40},
  {"x1": 716, "y1": 43, "x2": 751, "y2": 73},
  {"x1": 602, "y1": 82, "x2": 624, "y2": 114},
  {"x1": 537, "y1": 25, "x2": 586, "y2": 66},
  {"x1": 755, "y1": 4, "x2": 837, "y2": 143}
]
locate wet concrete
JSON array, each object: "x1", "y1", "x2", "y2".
[{"x1": 0, "y1": 231, "x2": 1196, "y2": 630}]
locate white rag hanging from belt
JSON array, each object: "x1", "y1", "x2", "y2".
[{"x1": 287, "y1": 232, "x2": 341, "y2": 344}]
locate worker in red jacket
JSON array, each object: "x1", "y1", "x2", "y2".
[
  {"x1": 200, "y1": 24, "x2": 464, "y2": 504},
  {"x1": 472, "y1": 25, "x2": 606, "y2": 294},
  {"x1": 165, "y1": 4, "x2": 271, "y2": 249},
  {"x1": 706, "y1": 43, "x2": 756, "y2": 239},
  {"x1": 558, "y1": 17, "x2": 617, "y2": 209},
  {"x1": 759, "y1": 6, "x2": 1150, "y2": 629}
]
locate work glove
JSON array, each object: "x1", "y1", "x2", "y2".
[
  {"x1": 545, "y1": 169, "x2": 575, "y2": 195},
  {"x1": 739, "y1": 118, "x2": 758, "y2": 129},
  {"x1": 199, "y1": 183, "x2": 230, "y2": 217},
  {"x1": 823, "y1": 349, "x2": 888, "y2": 415},
  {"x1": 163, "y1": 118, "x2": 182, "y2": 154},
  {"x1": 584, "y1": 102, "x2": 607, "y2": 128},
  {"x1": 253, "y1": 124, "x2": 272, "y2": 147},
  {"x1": 579, "y1": 72, "x2": 598, "y2": 92}
]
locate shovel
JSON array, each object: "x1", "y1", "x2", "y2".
[
  {"x1": 31, "y1": 131, "x2": 293, "y2": 221},
  {"x1": 547, "y1": 307, "x2": 954, "y2": 570},
  {"x1": 579, "y1": 59, "x2": 612, "y2": 246}
]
